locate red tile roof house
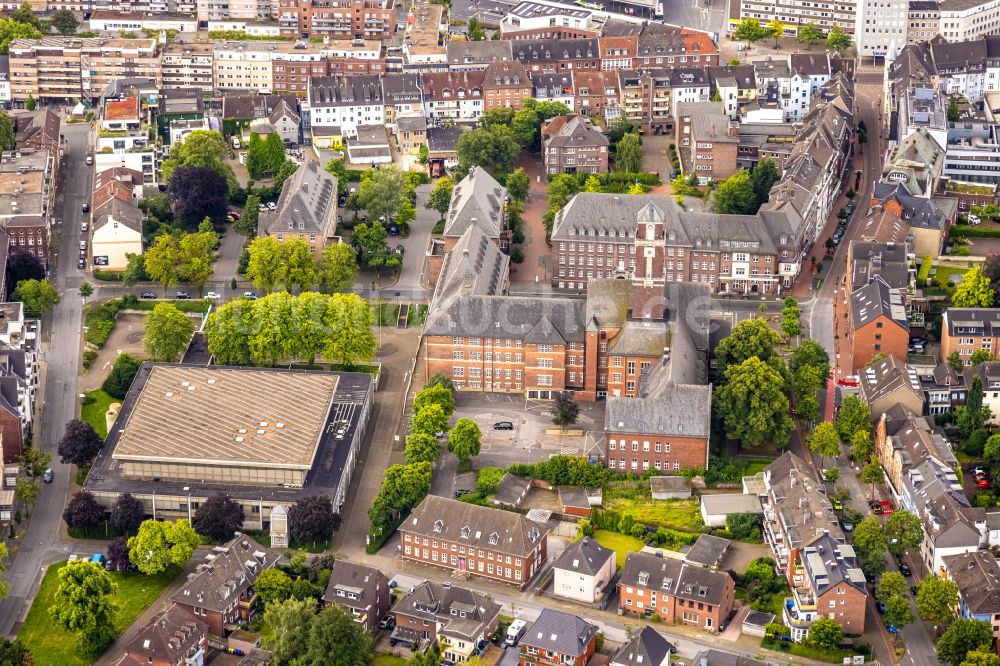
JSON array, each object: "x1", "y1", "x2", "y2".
[
  {"x1": 519, "y1": 609, "x2": 598, "y2": 666},
  {"x1": 400, "y1": 495, "x2": 548, "y2": 589}
]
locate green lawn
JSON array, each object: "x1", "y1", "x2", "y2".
[
  {"x1": 761, "y1": 636, "x2": 854, "y2": 663},
  {"x1": 373, "y1": 655, "x2": 407, "y2": 666},
  {"x1": 603, "y1": 497, "x2": 704, "y2": 532},
  {"x1": 81, "y1": 389, "x2": 116, "y2": 440},
  {"x1": 741, "y1": 457, "x2": 774, "y2": 477},
  {"x1": 593, "y1": 530, "x2": 645, "y2": 568},
  {"x1": 19, "y1": 562, "x2": 179, "y2": 665}
]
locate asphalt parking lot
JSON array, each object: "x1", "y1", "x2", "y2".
[{"x1": 452, "y1": 392, "x2": 607, "y2": 467}]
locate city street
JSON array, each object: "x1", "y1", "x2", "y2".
[{"x1": 0, "y1": 122, "x2": 91, "y2": 636}]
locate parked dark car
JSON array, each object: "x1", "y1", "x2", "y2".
[
  {"x1": 77, "y1": 259, "x2": 85, "y2": 269},
  {"x1": 454, "y1": 489, "x2": 471, "y2": 497},
  {"x1": 175, "y1": 291, "x2": 191, "y2": 299},
  {"x1": 140, "y1": 291, "x2": 157, "y2": 299},
  {"x1": 82, "y1": 202, "x2": 89, "y2": 213},
  {"x1": 899, "y1": 564, "x2": 912, "y2": 577},
  {"x1": 493, "y1": 421, "x2": 514, "y2": 430}
]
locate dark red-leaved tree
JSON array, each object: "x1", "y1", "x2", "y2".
[
  {"x1": 192, "y1": 492, "x2": 244, "y2": 542},
  {"x1": 62, "y1": 491, "x2": 105, "y2": 531}
]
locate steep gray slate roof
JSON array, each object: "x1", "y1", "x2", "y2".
[
  {"x1": 94, "y1": 198, "x2": 143, "y2": 233},
  {"x1": 850, "y1": 276, "x2": 909, "y2": 331},
  {"x1": 689, "y1": 649, "x2": 773, "y2": 666},
  {"x1": 799, "y1": 534, "x2": 866, "y2": 596},
  {"x1": 447, "y1": 40, "x2": 513, "y2": 67},
  {"x1": 552, "y1": 536, "x2": 614, "y2": 576},
  {"x1": 943, "y1": 308, "x2": 1000, "y2": 338},
  {"x1": 260, "y1": 161, "x2": 337, "y2": 238},
  {"x1": 443, "y1": 166, "x2": 506, "y2": 239},
  {"x1": 171, "y1": 535, "x2": 282, "y2": 613},
  {"x1": 943, "y1": 550, "x2": 1000, "y2": 615},
  {"x1": 605, "y1": 383, "x2": 711, "y2": 438},
  {"x1": 392, "y1": 581, "x2": 501, "y2": 640},
  {"x1": 424, "y1": 294, "x2": 586, "y2": 342},
  {"x1": 431, "y1": 225, "x2": 509, "y2": 307},
  {"x1": 620, "y1": 551, "x2": 731, "y2": 606},
  {"x1": 523, "y1": 609, "x2": 598, "y2": 657},
  {"x1": 323, "y1": 560, "x2": 389, "y2": 612},
  {"x1": 611, "y1": 626, "x2": 674, "y2": 666}
]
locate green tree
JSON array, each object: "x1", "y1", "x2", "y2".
[
  {"x1": 797, "y1": 21, "x2": 822, "y2": 45},
  {"x1": 355, "y1": 166, "x2": 407, "y2": 225},
  {"x1": 412, "y1": 403, "x2": 449, "y2": 437},
  {"x1": 970, "y1": 349, "x2": 994, "y2": 365},
  {"x1": 0, "y1": 113, "x2": 14, "y2": 152},
  {"x1": 808, "y1": 422, "x2": 840, "y2": 469},
  {"x1": 584, "y1": 174, "x2": 602, "y2": 192},
  {"x1": 852, "y1": 516, "x2": 888, "y2": 578},
  {"x1": 962, "y1": 650, "x2": 1000, "y2": 666},
  {"x1": 178, "y1": 230, "x2": 217, "y2": 295},
  {"x1": 318, "y1": 242, "x2": 358, "y2": 294},
  {"x1": 714, "y1": 357, "x2": 793, "y2": 447},
  {"x1": 884, "y1": 594, "x2": 914, "y2": 629},
  {"x1": 244, "y1": 132, "x2": 286, "y2": 179},
  {"x1": 11, "y1": 278, "x2": 59, "y2": 316},
  {"x1": 144, "y1": 234, "x2": 183, "y2": 291},
  {"x1": 254, "y1": 568, "x2": 293, "y2": 606},
  {"x1": 14, "y1": 476, "x2": 38, "y2": 515},
  {"x1": 949, "y1": 350, "x2": 966, "y2": 373},
  {"x1": 405, "y1": 433, "x2": 441, "y2": 465},
  {"x1": 751, "y1": 158, "x2": 779, "y2": 209},
  {"x1": 805, "y1": 617, "x2": 843, "y2": 650},
  {"x1": 24, "y1": 93, "x2": 34, "y2": 111},
  {"x1": 765, "y1": 18, "x2": 786, "y2": 47},
  {"x1": 834, "y1": 395, "x2": 871, "y2": 442},
  {"x1": 715, "y1": 318, "x2": 781, "y2": 376},
  {"x1": 122, "y1": 252, "x2": 147, "y2": 290},
  {"x1": 937, "y1": 619, "x2": 993, "y2": 666},
  {"x1": 413, "y1": 384, "x2": 456, "y2": 418},
  {"x1": 948, "y1": 96, "x2": 961, "y2": 123},
  {"x1": 143, "y1": 303, "x2": 194, "y2": 362},
  {"x1": 781, "y1": 301, "x2": 801, "y2": 339},
  {"x1": 958, "y1": 374, "x2": 991, "y2": 439},
  {"x1": 426, "y1": 176, "x2": 454, "y2": 221},
  {"x1": 418, "y1": 144, "x2": 429, "y2": 164},
  {"x1": 851, "y1": 429, "x2": 873, "y2": 462},
  {"x1": 825, "y1": 25, "x2": 852, "y2": 51},
  {"x1": 297, "y1": 605, "x2": 374, "y2": 666},
  {"x1": 78, "y1": 282, "x2": 93, "y2": 302},
  {"x1": 0, "y1": 636, "x2": 30, "y2": 665},
  {"x1": 448, "y1": 418, "x2": 482, "y2": 463},
  {"x1": 456, "y1": 124, "x2": 521, "y2": 179},
  {"x1": 548, "y1": 173, "x2": 580, "y2": 210},
  {"x1": 204, "y1": 300, "x2": 254, "y2": 365},
  {"x1": 368, "y1": 462, "x2": 432, "y2": 538},
  {"x1": 48, "y1": 561, "x2": 117, "y2": 656},
  {"x1": 280, "y1": 237, "x2": 318, "y2": 291},
  {"x1": 321, "y1": 292, "x2": 377, "y2": 366},
  {"x1": 552, "y1": 391, "x2": 580, "y2": 429},
  {"x1": 352, "y1": 221, "x2": 398, "y2": 272},
  {"x1": 19, "y1": 446, "x2": 50, "y2": 479},
  {"x1": 615, "y1": 132, "x2": 642, "y2": 173},
  {"x1": 50, "y1": 8, "x2": 79, "y2": 34},
  {"x1": 712, "y1": 170, "x2": 757, "y2": 214},
  {"x1": 128, "y1": 519, "x2": 200, "y2": 575},
  {"x1": 733, "y1": 18, "x2": 768, "y2": 47},
  {"x1": 953, "y1": 266, "x2": 995, "y2": 307},
  {"x1": 884, "y1": 510, "x2": 923, "y2": 556},
  {"x1": 506, "y1": 168, "x2": 530, "y2": 202},
  {"x1": 262, "y1": 597, "x2": 318, "y2": 664},
  {"x1": 0, "y1": 19, "x2": 41, "y2": 56},
  {"x1": 918, "y1": 576, "x2": 960, "y2": 625},
  {"x1": 861, "y1": 460, "x2": 884, "y2": 495},
  {"x1": 161, "y1": 129, "x2": 237, "y2": 192},
  {"x1": 246, "y1": 236, "x2": 283, "y2": 292},
  {"x1": 236, "y1": 194, "x2": 261, "y2": 237},
  {"x1": 876, "y1": 571, "x2": 908, "y2": 602},
  {"x1": 298, "y1": 605, "x2": 374, "y2": 666}
]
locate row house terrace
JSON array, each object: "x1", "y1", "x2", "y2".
[{"x1": 276, "y1": 0, "x2": 395, "y2": 40}]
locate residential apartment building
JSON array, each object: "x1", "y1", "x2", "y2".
[
  {"x1": 510, "y1": 37, "x2": 600, "y2": 74},
  {"x1": 9, "y1": 37, "x2": 160, "y2": 102},
  {"x1": 611, "y1": 627, "x2": 673, "y2": 666},
  {"x1": 170, "y1": 535, "x2": 283, "y2": 638},
  {"x1": 675, "y1": 101, "x2": 738, "y2": 184},
  {"x1": 307, "y1": 75, "x2": 384, "y2": 138},
  {"x1": 632, "y1": 26, "x2": 719, "y2": 69},
  {"x1": 162, "y1": 42, "x2": 214, "y2": 92},
  {"x1": 114, "y1": 604, "x2": 208, "y2": 666},
  {"x1": 761, "y1": 451, "x2": 844, "y2": 573},
  {"x1": 276, "y1": 0, "x2": 395, "y2": 40},
  {"x1": 400, "y1": 495, "x2": 548, "y2": 588},
  {"x1": 938, "y1": 0, "x2": 1000, "y2": 41},
  {"x1": 519, "y1": 610, "x2": 598, "y2": 666},
  {"x1": 482, "y1": 61, "x2": 533, "y2": 111},
  {"x1": 258, "y1": 160, "x2": 338, "y2": 252},
  {"x1": 447, "y1": 41, "x2": 513, "y2": 71},
  {"x1": 782, "y1": 534, "x2": 867, "y2": 642},
  {"x1": 940, "y1": 308, "x2": 1000, "y2": 363},
  {"x1": 573, "y1": 70, "x2": 620, "y2": 121},
  {"x1": 0, "y1": 148, "x2": 55, "y2": 266},
  {"x1": 422, "y1": 70, "x2": 486, "y2": 122},
  {"x1": 541, "y1": 114, "x2": 609, "y2": 175},
  {"x1": 618, "y1": 551, "x2": 735, "y2": 632},
  {"x1": 873, "y1": 404, "x2": 957, "y2": 501},
  {"x1": 908, "y1": 0, "x2": 941, "y2": 43},
  {"x1": 322, "y1": 560, "x2": 391, "y2": 634},
  {"x1": 551, "y1": 537, "x2": 615, "y2": 604},
  {"x1": 942, "y1": 550, "x2": 1000, "y2": 641},
  {"x1": 499, "y1": 1, "x2": 602, "y2": 39},
  {"x1": 732, "y1": 0, "x2": 857, "y2": 37},
  {"x1": 389, "y1": 582, "x2": 501, "y2": 663},
  {"x1": 847, "y1": 275, "x2": 910, "y2": 371}
]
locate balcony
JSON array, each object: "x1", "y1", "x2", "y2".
[{"x1": 782, "y1": 597, "x2": 817, "y2": 629}]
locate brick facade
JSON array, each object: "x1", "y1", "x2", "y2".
[
  {"x1": 848, "y1": 313, "x2": 909, "y2": 372},
  {"x1": 276, "y1": 0, "x2": 395, "y2": 40},
  {"x1": 605, "y1": 432, "x2": 709, "y2": 474},
  {"x1": 483, "y1": 61, "x2": 533, "y2": 111}
]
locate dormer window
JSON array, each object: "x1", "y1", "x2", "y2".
[
  {"x1": 460, "y1": 526, "x2": 470, "y2": 538},
  {"x1": 488, "y1": 532, "x2": 499, "y2": 545},
  {"x1": 433, "y1": 519, "x2": 443, "y2": 533}
]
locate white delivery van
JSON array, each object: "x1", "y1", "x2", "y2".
[{"x1": 505, "y1": 619, "x2": 527, "y2": 647}]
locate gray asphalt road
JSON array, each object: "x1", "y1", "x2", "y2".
[{"x1": 0, "y1": 122, "x2": 90, "y2": 636}]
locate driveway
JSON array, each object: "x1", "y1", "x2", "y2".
[
  {"x1": 389, "y1": 183, "x2": 436, "y2": 291},
  {"x1": 79, "y1": 313, "x2": 148, "y2": 392}
]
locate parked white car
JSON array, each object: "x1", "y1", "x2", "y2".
[{"x1": 206, "y1": 291, "x2": 221, "y2": 300}]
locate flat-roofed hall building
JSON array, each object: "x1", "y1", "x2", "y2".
[{"x1": 84, "y1": 364, "x2": 373, "y2": 530}]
